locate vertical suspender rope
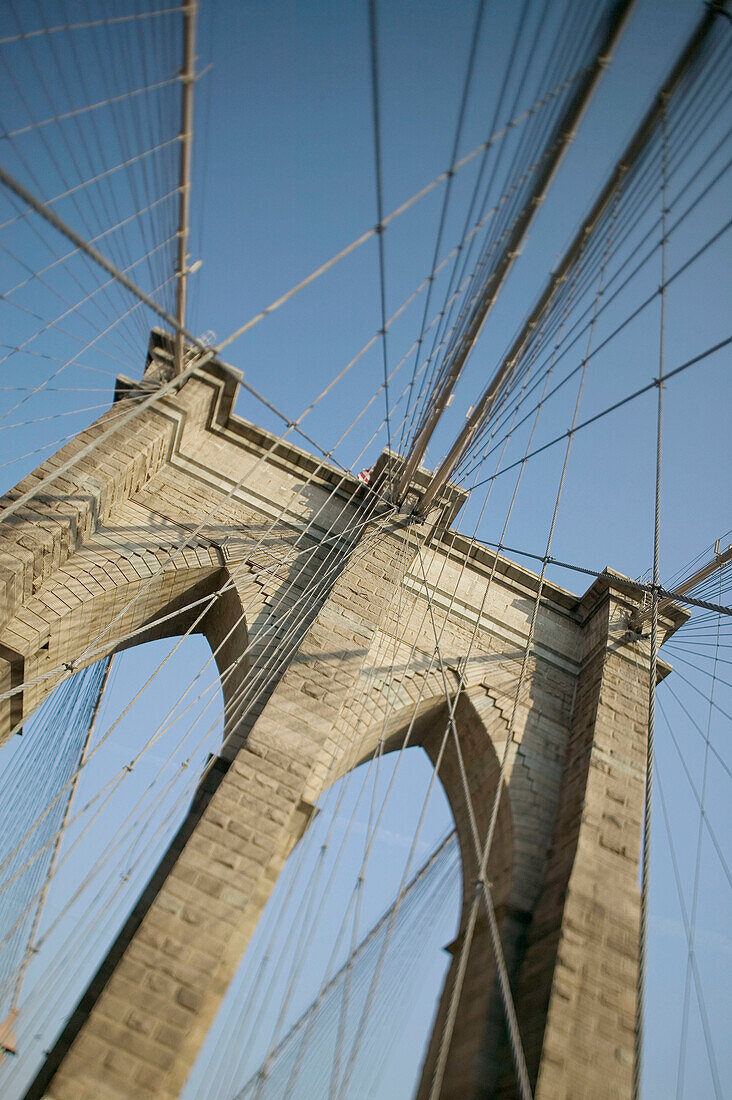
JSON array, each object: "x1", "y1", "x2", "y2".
[
  {"x1": 367, "y1": 0, "x2": 392, "y2": 456},
  {"x1": 633, "y1": 97, "x2": 668, "y2": 1100},
  {"x1": 175, "y1": 1, "x2": 197, "y2": 373},
  {"x1": 428, "y1": 185, "x2": 620, "y2": 1100},
  {"x1": 0, "y1": 656, "x2": 114, "y2": 1063},
  {"x1": 8, "y1": 658, "x2": 115, "y2": 1014}
]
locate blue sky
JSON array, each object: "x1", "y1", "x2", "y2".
[{"x1": 0, "y1": 1, "x2": 729, "y2": 1097}]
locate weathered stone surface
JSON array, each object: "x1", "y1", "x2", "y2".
[{"x1": 0, "y1": 335, "x2": 686, "y2": 1099}]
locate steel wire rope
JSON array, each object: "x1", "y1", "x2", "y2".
[
  {"x1": 0, "y1": 228, "x2": 525, "y2": 484},
  {"x1": 391, "y1": 0, "x2": 487, "y2": 466},
  {"x1": 4, "y1": 259, "x2": 590, "y2": 1100},
  {"x1": 0, "y1": 185, "x2": 564, "y2": 719},
  {"x1": 667, "y1": 638, "x2": 732, "y2": 653},
  {"x1": 401, "y1": 0, "x2": 553, "y2": 448},
  {"x1": 0, "y1": 301, "x2": 559, "y2": 1007},
  {"x1": 0, "y1": 401, "x2": 174, "y2": 476},
  {"x1": 0, "y1": 852, "x2": 171, "y2": 1094},
  {"x1": 422, "y1": 246, "x2": 585, "y2": 1100},
  {"x1": 0, "y1": 192, "x2": 464, "y2": 514},
  {"x1": 204, "y1": 531, "x2": 426, "y2": 1098},
  {"x1": 0, "y1": 9, "x2": 174, "y2": 348},
  {"x1": 655, "y1": 762, "x2": 723, "y2": 1097},
  {"x1": 185, "y1": 0, "x2": 216, "y2": 333},
  {"x1": 234, "y1": 834, "x2": 460, "y2": 1100},
  {"x1": 396, "y1": 0, "x2": 544, "y2": 456},
  {"x1": 97, "y1": 0, "x2": 182, "y2": 314},
  {"x1": 451, "y1": 40, "x2": 730, "y2": 479},
  {"x1": 404, "y1": 0, "x2": 606, "y2": 451},
  {"x1": 103, "y1": 0, "x2": 179, "y2": 325},
  {"x1": 0, "y1": 198, "x2": 182, "y2": 383},
  {"x1": 214, "y1": 67, "x2": 587, "y2": 356},
  {"x1": 249, "y1": 705, "x2": 392, "y2": 1098},
  {"x1": 0, "y1": 512, "x2": 395, "y2": 914},
  {"x1": 332, "y1": 695, "x2": 461, "y2": 1100},
  {"x1": 430, "y1": 192, "x2": 619, "y2": 1100},
  {"x1": 334, "y1": 843, "x2": 460, "y2": 1100},
  {"x1": 1, "y1": 182, "x2": 181, "y2": 309},
  {"x1": 0, "y1": 668, "x2": 119, "y2": 1020},
  {"x1": 255, "y1": 406, "x2": 546, "y2": 1098},
  {"x1": 326, "y1": 307, "x2": 576, "y2": 1100},
  {"x1": 236, "y1": 835, "x2": 458, "y2": 1097},
  {"x1": 0, "y1": 744, "x2": 237, "y2": 1097},
  {"x1": 0, "y1": 403, "x2": 135, "y2": 432},
  {"x1": 403, "y1": 0, "x2": 595, "y2": 440},
  {"x1": 2, "y1": 0, "x2": 155, "y2": 306},
  {"x1": 1, "y1": 656, "x2": 253, "y2": 989},
  {"x1": 366, "y1": 0, "x2": 391, "y2": 456},
  {"x1": 467, "y1": 540, "x2": 732, "y2": 620},
  {"x1": 327, "y1": 753, "x2": 382, "y2": 1099},
  {"x1": 464, "y1": 322, "x2": 732, "y2": 495},
  {"x1": 458, "y1": 134, "x2": 732, "y2": 475},
  {"x1": 457, "y1": 111, "x2": 732, "y2": 478},
  {"x1": 665, "y1": 643, "x2": 732, "y2": 669},
  {"x1": 206, "y1": 811, "x2": 324, "y2": 1098},
  {"x1": 0, "y1": 133, "x2": 180, "y2": 235},
  {"x1": 0, "y1": 61, "x2": 602, "y2": 458},
  {"x1": 0, "y1": 345, "x2": 510, "y2": 1082},
  {"x1": 0, "y1": 352, "x2": 442, "y2": 893},
  {"x1": 0, "y1": 787, "x2": 207, "y2": 1094},
  {"x1": 656, "y1": 698, "x2": 731, "y2": 892},
  {"x1": 407, "y1": 0, "x2": 598, "y2": 439},
  {"x1": 0, "y1": 264, "x2": 180, "y2": 447},
  {"x1": 633, "y1": 101, "x2": 669, "y2": 1098},
  {"x1": 658, "y1": 649, "x2": 732, "y2": 694},
  {"x1": 457, "y1": 106, "x2": 704, "y2": 473},
  {"x1": 26, "y1": 0, "x2": 165, "y2": 321},
  {"x1": 225, "y1": 524, "x2": 442, "y2": 1094},
  {"x1": 2, "y1": 657, "x2": 114, "y2": 1019},
  {"x1": 0, "y1": 190, "x2": 173, "y2": 366},
  {"x1": 7, "y1": 508, "x2": 429, "y2": 1091},
  {"x1": 421, "y1": 0, "x2": 564, "y2": 365},
  {"x1": 664, "y1": 533, "x2": 732, "y2": 590},
  {"x1": 660, "y1": 682, "x2": 731, "y2": 781},
  {"x1": 0, "y1": 186, "x2": 154, "y2": 376},
  {"x1": 0, "y1": 74, "x2": 182, "y2": 142},
  {"x1": 667, "y1": 665, "x2": 732, "y2": 724},
  {"x1": 0, "y1": 7, "x2": 184, "y2": 47}
]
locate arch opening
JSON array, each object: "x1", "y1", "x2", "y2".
[
  {"x1": 0, "y1": 632, "x2": 227, "y2": 1100},
  {"x1": 183, "y1": 690, "x2": 515, "y2": 1100}
]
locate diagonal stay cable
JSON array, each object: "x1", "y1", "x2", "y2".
[
  {"x1": 655, "y1": 763, "x2": 723, "y2": 1098},
  {"x1": 367, "y1": 0, "x2": 391, "y2": 456}
]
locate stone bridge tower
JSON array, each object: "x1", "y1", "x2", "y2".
[{"x1": 0, "y1": 334, "x2": 686, "y2": 1099}]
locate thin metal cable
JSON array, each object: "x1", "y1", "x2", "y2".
[
  {"x1": 430, "y1": 193, "x2": 618, "y2": 1100},
  {"x1": 674, "y1": 575, "x2": 724, "y2": 1099},
  {"x1": 367, "y1": 0, "x2": 391, "y2": 456},
  {"x1": 657, "y1": 699, "x2": 731, "y2": 891},
  {"x1": 0, "y1": 7, "x2": 184, "y2": 47},
  {"x1": 655, "y1": 763, "x2": 723, "y2": 1098},
  {"x1": 633, "y1": 99, "x2": 668, "y2": 1100}
]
